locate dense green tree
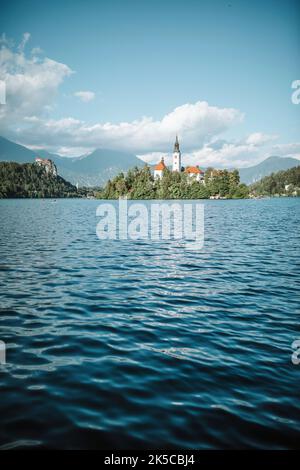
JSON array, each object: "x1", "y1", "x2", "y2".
[
  {"x1": 97, "y1": 164, "x2": 248, "y2": 200},
  {"x1": 0, "y1": 162, "x2": 79, "y2": 198},
  {"x1": 250, "y1": 166, "x2": 300, "y2": 196},
  {"x1": 231, "y1": 183, "x2": 249, "y2": 199}
]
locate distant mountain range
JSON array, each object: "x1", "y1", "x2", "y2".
[
  {"x1": 0, "y1": 136, "x2": 143, "y2": 187},
  {"x1": 0, "y1": 135, "x2": 299, "y2": 187}
]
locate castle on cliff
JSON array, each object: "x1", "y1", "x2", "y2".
[{"x1": 35, "y1": 157, "x2": 57, "y2": 177}]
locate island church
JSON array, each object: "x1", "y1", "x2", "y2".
[{"x1": 154, "y1": 136, "x2": 205, "y2": 183}]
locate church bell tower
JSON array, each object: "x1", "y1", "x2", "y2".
[{"x1": 172, "y1": 135, "x2": 181, "y2": 172}]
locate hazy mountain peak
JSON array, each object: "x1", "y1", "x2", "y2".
[{"x1": 239, "y1": 155, "x2": 300, "y2": 184}]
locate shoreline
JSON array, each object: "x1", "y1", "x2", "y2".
[{"x1": 0, "y1": 195, "x2": 299, "y2": 201}]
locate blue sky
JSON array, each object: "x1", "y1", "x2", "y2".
[{"x1": 0, "y1": 0, "x2": 299, "y2": 166}]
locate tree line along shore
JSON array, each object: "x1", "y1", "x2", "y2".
[{"x1": 0, "y1": 161, "x2": 299, "y2": 199}]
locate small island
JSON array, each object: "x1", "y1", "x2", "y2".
[
  {"x1": 97, "y1": 165, "x2": 249, "y2": 200},
  {"x1": 98, "y1": 137, "x2": 249, "y2": 200}
]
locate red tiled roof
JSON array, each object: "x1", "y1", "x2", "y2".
[
  {"x1": 155, "y1": 160, "x2": 166, "y2": 171},
  {"x1": 185, "y1": 166, "x2": 203, "y2": 174}
]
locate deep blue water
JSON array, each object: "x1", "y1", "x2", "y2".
[{"x1": 0, "y1": 197, "x2": 299, "y2": 449}]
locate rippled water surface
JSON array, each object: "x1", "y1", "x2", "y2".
[{"x1": 0, "y1": 198, "x2": 299, "y2": 449}]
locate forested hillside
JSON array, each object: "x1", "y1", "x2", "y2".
[
  {"x1": 250, "y1": 166, "x2": 300, "y2": 196},
  {"x1": 0, "y1": 162, "x2": 78, "y2": 198}
]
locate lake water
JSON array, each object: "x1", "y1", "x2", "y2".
[{"x1": 0, "y1": 198, "x2": 299, "y2": 449}]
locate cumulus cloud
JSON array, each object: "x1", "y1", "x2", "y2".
[
  {"x1": 138, "y1": 152, "x2": 171, "y2": 165},
  {"x1": 31, "y1": 47, "x2": 43, "y2": 56},
  {"x1": 0, "y1": 40, "x2": 242, "y2": 155},
  {"x1": 245, "y1": 132, "x2": 278, "y2": 146},
  {"x1": 18, "y1": 32, "x2": 31, "y2": 53},
  {"x1": 184, "y1": 141, "x2": 262, "y2": 168},
  {"x1": 9, "y1": 101, "x2": 243, "y2": 157},
  {"x1": 270, "y1": 142, "x2": 300, "y2": 159},
  {"x1": 0, "y1": 35, "x2": 73, "y2": 127},
  {"x1": 0, "y1": 33, "x2": 14, "y2": 48},
  {"x1": 74, "y1": 91, "x2": 95, "y2": 102}
]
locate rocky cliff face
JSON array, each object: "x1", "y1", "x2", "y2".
[{"x1": 35, "y1": 158, "x2": 57, "y2": 177}]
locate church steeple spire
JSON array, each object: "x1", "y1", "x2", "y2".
[
  {"x1": 174, "y1": 135, "x2": 180, "y2": 152},
  {"x1": 172, "y1": 135, "x2": 181, "y2": 172}
]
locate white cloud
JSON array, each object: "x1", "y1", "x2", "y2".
[
  {"x1": 0, "y1": 40, "x2": 242, "y2": 150},
  {"x1": 0, "y1": 33, "x2": 14, "y2": 48},
  {"x1": 25, "y1": 143, "x2": 90, "y2": 157},
  {"x1": 184, "y1": 142, "x2": 261, "y2": 168},
  {"x1": 0, "y1": 41, "x2": 242, "y2": 154},
  {"x1": 245, "y1": 132, "x2": 278, "y2": 146},
  {"x1": 31, "y1": 47, "x2": 43, "y2": 56},
  {"x1": 18, "y1": 32, "x2": 31, "y2": 53},
  {"x1": 10, "y1": 101, "x2": 243, "y2": 157},
  {"x1": 74, "y1": 91, "x2": 95, "y2": 102},
  {"x1": 0, "y1": 37, "x2": 73, "y2": 127},
  {"x1": 138, "y1": 152, "x2": 171, "y2": 165},
  {"x1": 270, "y1": 142, "x2": 300, "y2": 159}
]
